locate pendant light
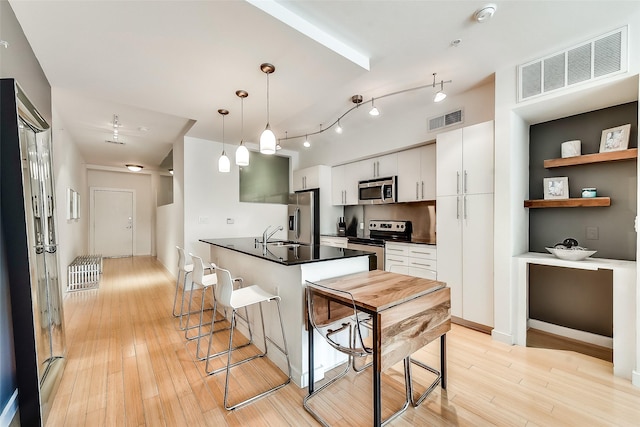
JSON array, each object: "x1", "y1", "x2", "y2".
[
  {"x1": 335, "y1": 120, "x2": 343, "y2": 134},
  {"x1": 303, "y1": 134, "x2": 310, "y2": 148},
  {"x1": 235, "y1": 90, "x2": 250, "y2": 166},
  {"x1": 259, "y1": 63, "x2": 276, "y2": 154},
  {"x1": 218, "y1": 109, "x2": 230, "y2": 173}
]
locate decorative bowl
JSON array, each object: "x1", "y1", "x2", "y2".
[{"x1": 545, "y1": 247, "x2": 597, "y2": 261}]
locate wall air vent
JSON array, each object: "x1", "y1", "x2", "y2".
[
  {"x1": 105, "y1": 139, "x2": 124, "y2": 145},
  {"x1": 428, "y1": 108, "x2": 464, "y2": 132},
  {"x1": 517, "y1": 26, "x2": 627, "y2": 102}
]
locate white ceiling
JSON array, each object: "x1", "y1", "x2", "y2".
[{"x1": 9, "y1": 0, "x2": 639, "y2": 170}]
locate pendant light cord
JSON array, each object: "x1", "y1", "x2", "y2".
[{"x1": 266, "y1": 72, "x2": 270, "y2": 126}]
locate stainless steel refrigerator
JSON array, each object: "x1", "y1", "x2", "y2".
[{"x1": 287, "y1": 189, "x2": 320, "y2": 245}]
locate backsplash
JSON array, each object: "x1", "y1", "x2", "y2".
[{"x1": 344, "y1": 201, "x2": 436, "y2": 242}]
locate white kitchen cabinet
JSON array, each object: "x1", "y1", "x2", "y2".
[
  {"x1": 320, "y1": 236, "x2": 348, "y2": 248},
  {"x1": 397, "y1": 144, "x2": 436, "y2": 202},
  {"x1": 293, "y1": 166, "x2": 321, "y2": 191},
  {"x1": 361, "y1": 153, "x2": 398, "y2": 180},
  {"x1": 436, "y1": 120, "x2": 494, "y2": 327},
  {"x1": 385, "y1": 242, "x2": 436, "y2": 279},
  {"x1": 331, "y1": 163, "x2": 361, "y2": 205},
  {"x1": 436, "y1": 121, "x2": 494, "y2": 197}
]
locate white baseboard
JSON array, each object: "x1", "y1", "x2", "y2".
[
  {"x1": 491, "y1": 329, "x2": 514, "y2": 345},
  {"x1": 0, "y1": 389, "x2": 18, "y2": 427},
  {"x1": 633, "y1": 370, "x2": 640, "y2": 388},
  {"x1": 528, "y1": 319, "x2": 613, "y2": 349}
]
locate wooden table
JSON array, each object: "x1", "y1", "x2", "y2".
[{"x1": 306, "y1": 270, "x2": 451, "y2": 426}]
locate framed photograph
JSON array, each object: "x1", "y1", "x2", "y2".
[
  {"x1": 72, "y1": 191, "x2": 80, "y2": 220},
  {"x1": 599, "y1": 124, "x2": 631, "y2": 153},
  {"x1": 543, "y1": 177, "x2": 569, "y2": 200},
  {"x1": 67, "y1": 188, "x2": 74, "y2": 220}
]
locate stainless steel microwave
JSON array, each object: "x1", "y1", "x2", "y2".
[{"x1": 358, "y1": 176, "x2": 397, "y2": 204}]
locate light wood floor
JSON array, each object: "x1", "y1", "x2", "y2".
[{"x1": 47, "y1": 256, "x2": 640, "y2": 426}]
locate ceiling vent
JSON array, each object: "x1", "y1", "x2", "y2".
[
  {"x1": 105, "y1": 139, "x2": 125, "y2": 145},
  {"x1": 428, "y1": 108, "x2": 464, "y2": 132},
  {"x1": 517, "y1": 26, "x2": 627, "y2": 102}
]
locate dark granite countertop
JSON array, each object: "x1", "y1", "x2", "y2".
[{"x1": 200, "y1": 237, "x2": 374, "y2": 266}]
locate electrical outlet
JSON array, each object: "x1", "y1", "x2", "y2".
[{"x1": 586, "y1": 226, "x2": 599, "y2": 240}]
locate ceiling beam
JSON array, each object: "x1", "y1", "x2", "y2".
[{"x1": 245, "y1": 0, "x2": 370, "y2": 71}]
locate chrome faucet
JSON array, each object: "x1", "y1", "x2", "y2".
[{"x1": 262, "y1": 225, "x2": 283, "y2": 244}]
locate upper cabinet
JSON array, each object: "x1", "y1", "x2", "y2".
[
  {"x1": 397, "y1": 144, "x2": 436, "y2": 202},
  {"x1": 293, "y1": 166, "x2": 321, "y2": 191},
  {"x1": 437, "y1": 121, "x2": 494, "y2": 196},
  {"x1": 331, "y1": 164, "x2": 360, "y2": 205},
  {"x1": 360, "y1": 153, "x2": 398, "y2": 180}
]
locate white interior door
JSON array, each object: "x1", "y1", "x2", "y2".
[{"x1": 92, "y1": 189, "x2": 134, "y2": 257}]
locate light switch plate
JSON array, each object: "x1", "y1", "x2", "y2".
[
  {"x1": 226, "y1": 218, "x2": 234, "y2": 224},
  {"x1": 586, "y1": 226, "x2": 599, "y2": 240}
]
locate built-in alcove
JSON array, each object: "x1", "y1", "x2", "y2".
[
  {"x1": 529, "y1": 101, "x2": 638, "y2": 260},
  {"x1": 527, "y1": 263, "x2": 613, "y2": 361}
]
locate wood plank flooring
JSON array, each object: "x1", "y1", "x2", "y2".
[{"x1": 47, "y1": 256, "x2": 640, "y2": 426}]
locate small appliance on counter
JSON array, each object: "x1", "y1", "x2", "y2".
[{"x1": 337, "y1": 217, "x2": 346, "y2": 236}]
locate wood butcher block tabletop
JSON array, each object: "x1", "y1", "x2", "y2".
[{"x1": 310, "y1": 270, "x2": 446, "y2": 313}]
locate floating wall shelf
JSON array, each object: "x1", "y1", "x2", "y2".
[
  {"x1": 524, "y1": 197, "x2": 611, "y2": 208},
  {"x1": 544, "y1": 148, "x2": 638, "y2": 168}
]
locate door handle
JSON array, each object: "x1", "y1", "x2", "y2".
[
  {"x1": 464, "y1": 195, "x2": 467, "y2": 219},
  {"x1": 415, "y1": 182, "x2": 419, "y2": 200},
  {"x1": 456, "y1": 196, "x2": 460, "y2": 219},
  {"x1": 456, "y1": 172, "x2": 460, "y2": 194},
  {"x1": 464, "y1": 170, "x2": 468, "y2": 193},
  {"x1": 421, "y1": 181, "x2": 424, "y2": 199}
]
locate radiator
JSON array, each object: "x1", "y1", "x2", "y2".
[{"x1": 67, "y1": 255, "x2": 102, "y2": 291}]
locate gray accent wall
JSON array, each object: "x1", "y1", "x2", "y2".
[{"x1": 529, "y1": 102, "x2": 638, "y2": 260}]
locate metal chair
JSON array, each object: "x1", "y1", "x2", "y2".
[
  {"x1": 184, "y1": 254, "x2": 221, "y2": 359},
  {"x1": 173, "y1": 246, "x2": 213, "y2": 330},
  {"x1": 207, "y1": 266, "x2": 291, "y2": 410},
  {"x1": 304, "y1": 280, "x2": 443, "y2": 426}
]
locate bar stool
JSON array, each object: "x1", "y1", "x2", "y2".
[
  {"x1": 184, "y1": 254, "x2": 219, "y2": 359},
  {"x1": 173, "y1": 246, "x2": 213, "y2": 330},
  {"x1": 206, "y1": 266, "x2": 291, "y2": 410}
]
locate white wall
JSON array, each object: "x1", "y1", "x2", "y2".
[
  {"x1": 51, "y1": 105, "x2": 88, "y2": 290},
  {"x1": 299, "y1": 81, "x2": 495, "y2": 168},
  {"x1": 182, "y1": 136, "x2": 297, "y2": 261},
  {"x1": 87, "y1": 169, "x2": 154, "y2": 256}
]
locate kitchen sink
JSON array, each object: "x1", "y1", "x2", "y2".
[{"x1": 267, "y1": 240, "x2": 302, "y2": 248}]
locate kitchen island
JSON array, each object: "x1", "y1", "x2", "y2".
[{"x1": 200, "y1": 237, "x2": 373, "y2": 387}]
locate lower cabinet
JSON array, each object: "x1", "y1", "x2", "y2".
[
  {"x1": 385, "y1": 242, "x2": 436, "y2": 280},
  {"x1": 436, "y1": 193, "x2": 494, "y2": 327}
]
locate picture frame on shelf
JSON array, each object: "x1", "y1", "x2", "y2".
[
  {"x1": 543, "y1": 176, "x2": 569, "y2": 200},
  {"x1": 599, "y1": 124, "x2": 631, "y2": 153}
]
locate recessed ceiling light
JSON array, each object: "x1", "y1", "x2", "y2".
[
  {"x1": 450, "y1": 39, "x2": 462, "y2": 47},
  {"x1": 138, "y1": 126, "x2": 149, "y2": 132},
  {"x1": 126, "y1": 164, "x2": 143, "y2": 172},
  {"x1": 474, "y1": 4, "x2": 496, "y2": 23}
]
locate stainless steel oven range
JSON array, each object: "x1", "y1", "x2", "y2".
[{"x1": 346, "y1": 220, "x2": 412, "y2": 270}]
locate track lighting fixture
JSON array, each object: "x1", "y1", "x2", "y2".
[
  {"x1": 303, "y1": 135, "x2": 310, "y2": 148},
  {"x1": 335, "y1": 120, "x2": 343, "y2": 134},
  {"x1": 432, "y1": 73, "x2": 449, "y2": 103},
  {"x1": 369, "y1": 97, "x2": 380, "y2": 116},
  {"x1": 218, "y1": 109, "x2": 230, "y2": 173},
  {"x1": 235, "y1": 90, "x2": 250, "y2": 167},
  {"x1": 112, "y1": 114, "x2": 121, "y2": 141},
  {"x1": 259, "y1": 63, "x2": 276, "y2": 155}
]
